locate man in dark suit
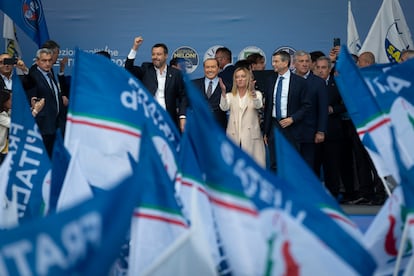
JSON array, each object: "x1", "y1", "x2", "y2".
[
  {"x1": 263, "y1": 50, "x2": 311, "y2": 172},
  {"x1": 125, "y1": 36, "x2": 187, "y2": 132},
  {"x1": 313, "y1": 56, "x2": 348, "y2": 199},
  {"x1": 22, "y1": 48, "x2": 66, "y2": 157},
  {"x1": 215, "y1": 47, "x2": 235, "y2": 91},
  {"x1": 293, "y1": 50, "x2": 328, "y2": 172},
  {"x1": 192, "y1": 58, "x2": 227, "y2": 130}
]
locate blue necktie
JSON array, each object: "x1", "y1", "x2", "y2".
[{"x1": 275, "y1": 76, "x2": 284, "y2": 120}]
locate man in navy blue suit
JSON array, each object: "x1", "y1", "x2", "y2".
[
  {"x1": 263, "y1": 50, "x2": 311, "y2": 172},
  {"x1": 192, "y1": 58, "x2": 227, "y2": 130},
  {"x1": 22, "y1": 48, "x2": 66, "y2": 157},
  {"x1": 125, "y1": 36, "x2": 187, "y2": 132},
  {"x1": 215, "y1": 47, "x2": 235, "y2": 91},
  {"x1": 293, "y1": 50, "x2": 328, "y2": 172}
]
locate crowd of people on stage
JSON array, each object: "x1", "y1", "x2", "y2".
[{"x1": 1, "y1": 36, "x2": 414, "y2": 205}]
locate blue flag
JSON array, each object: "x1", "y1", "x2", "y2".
[
  {"x1": 0, "y1": 0, "x2": 49, "y2": 47},
  {"x1": 65, "y1": 49, "x2": 180, "y2": 188},
  {"x1": 6, "y1": 74, "x2": 51, "y2": 221},
  {"x1": 0, "y1": 154, "x2": 141, "y2": 275},
  {"x1": 48, "y1": 130, "x2": 70, "y2": 214},
  {"x1": 336, "y1": 48, "x2": 414, "y2": 183},
  {"x1": 183, "y1": 76, "x2": 376, "y2": 275},
  {"x1": 274, "y1": 128, "x2": 363, "y2": 238},
  {"x1": 128, "y1": 126, "x2": 191, "y2": 274},
  {"x1": 335, "y1": 46, "x2": 399, "y2": 181}
]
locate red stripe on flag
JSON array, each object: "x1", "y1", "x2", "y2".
[
  {"x1": 328, "y1": 212, "x2": 356, "y2": 227},
  {"x1": 180, "y1": 180, "x2": 208, "y2": 196},
  {"x1": 179, "y1": 179, "x2": 257, "y2": 216},
  {"x1": 209, "y1": 196, "x2": 258, "y2": 216},
  {"x1": 134, "y1": 212, "x2": 188, "y2": 228},
  {"x1": 358, "y1": 118, "x2": 391, "y2": 135},
  {"x1": 67, "y1": 117, "x2": 141, "y2": 137}
]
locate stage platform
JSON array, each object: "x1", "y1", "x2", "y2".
[{"x1": 342, "y1": 204, "x2": 381, "y2": 233}]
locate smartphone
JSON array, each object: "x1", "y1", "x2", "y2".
[
  {"x1": 3, "y1": 57, "x2": 18, "y2": 65},
  {"x1": 333, "y1": 38, "x2": 341, "y2": 47}
]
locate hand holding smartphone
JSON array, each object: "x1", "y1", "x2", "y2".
[{"x1": 2, "y1": 57, "x2": 18, "y2": 65}]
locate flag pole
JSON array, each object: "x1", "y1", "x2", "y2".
[{"x1": 393, "y1": 217, "x2": 410, "y2": 276}]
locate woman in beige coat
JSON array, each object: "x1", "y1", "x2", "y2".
[{"x1": 219, "y1": 67, "x2": 265, "y2": 167}]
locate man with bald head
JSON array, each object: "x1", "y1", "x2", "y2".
[{"x1": 357, "y1": 51, "x2": 375, "y2": 68}]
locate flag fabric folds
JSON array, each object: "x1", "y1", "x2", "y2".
[
  {"x1": 0, "y1": 155, "x2": 141, "y2": 275},
  {"x1": 2, "y1": 14, "x2": 23, "y2": 59},
  {"x1": 6, "y1": 74, "x2": 51, "y2": 222},
  {"x1": 359, "y1": 0, "x2": 413, "y2": 63},
  {"x1": 177, "y1": 128, "x2": 230, "y2": 274},
  {"x1": 347, "y1": 1, "x2": 361, "y2": 55},
  {"x1": 48, "y1": 131, "x2": 70, "y2": 214},
  {"x1": 275, "y1": 128, "x2": 363, "y2": 239},
  {"x1": 0, "y1": 0, "x2": 49, "y2": 47},
  {"x1": 335, "y1": 47, "x2": 398, "y2": 181},
  {"x1": 128, "y1": 128, "x2": 216, "y2": 275},
  {"x1": 335, "y1": 48, "x2": 414, "y2": 275},
  {"x1": 65, "y1": 50, "x2": 181, "y2": 189},
  {"x1": 182, "y1": 76, "x2": 376, "y2": 275}
]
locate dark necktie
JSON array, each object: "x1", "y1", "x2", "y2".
[
  {"x1": 275, "y1": 76, "x2": 284, "y2": 120},
  {"x1": 206, "y1": 80, "x2": 213, "y2": 98},
  {"x1": 47, "y1": 72, "x2": 60, "y2": 112}
]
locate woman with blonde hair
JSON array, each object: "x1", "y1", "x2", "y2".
[{"x1": 219, "y1": 67, "x2": 265, "y2": 167}]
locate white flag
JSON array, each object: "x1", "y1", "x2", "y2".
[
  {"x1": 2, "y1": 14, "x2": 22, "y2": 59},
  {"x1": 360, "y1": 0, "x2": 413, "y2": 63},
  {"x1": 347, "y1": 1, "x2": 361, "y2": 55}
]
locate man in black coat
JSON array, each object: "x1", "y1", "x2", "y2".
[
  {"x1": 125, "y1": 36, "x2": 187, "y2": 132},
  {"x1": 293, "y1": 50, "x2": 328, "y2": 172},
  {"x1": 192, "y1": 58, "x2": 227, "y2": 130},
  {"x1": 22, "y1": 48, "x2": 66, "y2": 157}
]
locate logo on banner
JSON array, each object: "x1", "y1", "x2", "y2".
[
  {"x1": 22, "y1": 0, "x2": 43, "y2": 30},
  {"x1": 172, "y1": 46, "x2": 199, "y2": 74},
  {"x1": 385, "y1": 22, "x2": 410, "y2": 63},
  {"x1": 238, "y1": 46, "x2": 266, "y2": 63},
  {"x1": 274, "y1": 46, "x2": 296, "y2": 70},
  {"x1": 203, "y1": 45, "x2": 224, "y2": 61}
]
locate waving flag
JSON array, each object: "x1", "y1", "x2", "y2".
[
  {"x1": 275, "y1": 128, "x2": 362, "y2": 238},
  {"x1": 0, "y1": 0, "x2": 49, "y2": 47},
  {"x1": 347, "y1": 1, "x2": 361, "y2": 55},
  {"x1": 0, "y1": 154, "x2": 142, "y2": 275},
  {"x1": 335, "y1": 47, "x2": 398, "y2": 181},
  {"x1": 65, "y1": 50, "x2": 180, "y2": 189},
  {"x1": 183, "y1": 77, "x2": 376, "y2": 275},
  {"x1": 177, "y1": 129, "x2": 230, "y2": 274},
  {"x1": 0, "y1": 154, "x2": 18, "y2": 229},
  {"x1": 336, "y1": 49, "x2": 414, "y2": 275},
  {"x1": 128, "y1": 128, "x2": 215, "y2": 275},
  {"x1": 56, "y1": 141, "x2": 93, "y2": 212},
  {"x1": 359, "y1": 0, "x2": 413, "y2": 63},
  {"x1": 364, "y1": 186, "x2": 411, "y2": 275},
  {"x1": 6, "y1": 74, "x2": 51, "y2": 222},
  {"x1": 48, "y1": 131, "x2": 70, "y2": 214},
  {"x1": 3, "y1": 14, "x2": 23, "y2": 59}
]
